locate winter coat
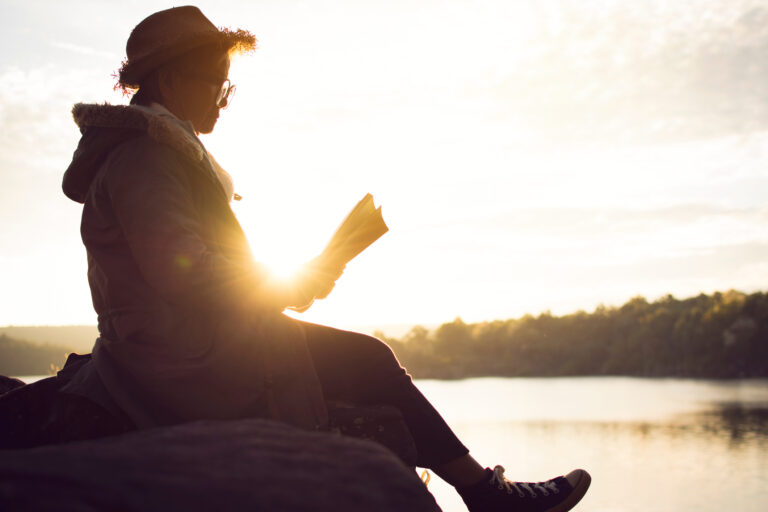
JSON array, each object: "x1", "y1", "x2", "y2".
[{"x1": 62, "y1": 103, "x2": 328, "y2": 430}]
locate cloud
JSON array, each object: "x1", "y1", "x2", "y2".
[
  {"x1": 436, "y1": 204, "x2": 766, "y2": 238},
  {"x1": 480, "y1": 1, "x2": 768, "y2": 145},
  {"x1": 51, "y1": 41, "x2": 118, "y2": 60},
  {"x1": 574, "y1": 241, "x2": 768, "y2": 288},
  {"x1": 405, "y1": 205, "x2": 768, "y2": 276}
]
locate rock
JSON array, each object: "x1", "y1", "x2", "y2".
[{"x1": 0, "y1": 418, "x2": 441, "y2": 512}]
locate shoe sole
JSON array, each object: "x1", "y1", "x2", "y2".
[{"x1": 547, "y1": 469, "x2": 591, "y2": 512}]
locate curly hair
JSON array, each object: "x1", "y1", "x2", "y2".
[{"x1": 219, "y1": 27, "x2": 258, "y2": 55}]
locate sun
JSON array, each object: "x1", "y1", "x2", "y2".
[
  {"x1": 228, "y1": 197, "x2": 323, "y2": 283},
  {"x1": 262, "y1": 256, "x2": 303, "y2": 282}
]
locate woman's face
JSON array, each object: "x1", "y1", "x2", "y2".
[{"x1": 161, "y1": 48, "x2": 231, "y2": 134}]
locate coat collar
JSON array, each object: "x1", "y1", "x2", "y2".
[{"x1": 72, "y1": 103, "x2": 205, "y2": 162}]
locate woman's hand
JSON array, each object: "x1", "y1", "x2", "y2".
[
  {"x1": 254, "y1": 256, "x2": 345, "y2": 313},
  {"x1": 304, "y1": 255, "x2": 345, "y2": 299},
  {"x1": 287, "y1": 256, "x2": 345, "y2": 312}
]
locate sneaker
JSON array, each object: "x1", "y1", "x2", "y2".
[{"x1": 457, "y1": 465, "x2": 591, "y2": 512}]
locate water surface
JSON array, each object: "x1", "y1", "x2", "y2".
[{"x1": 415, "y1": 377, "x2": 768, "y2": 512}]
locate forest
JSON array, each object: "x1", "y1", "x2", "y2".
[
  {"x1": 379, "y1": 290, "x2": 768, "y2": 379},
  {"x1": 0, "y1": 334, "x2": 71, "y2": 376},
  {"x1": 1, "y1": 290, "x2": 766, "y2": 378}
]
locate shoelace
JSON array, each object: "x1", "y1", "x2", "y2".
[
  {"x1": 420, "y1": 469, "x2": 431, "y2": 487},
  {"x1": 489, "y1": 465, "x2": 561, "y2": 498}
]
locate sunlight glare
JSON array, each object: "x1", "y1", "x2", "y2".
[{"x1": 263, "y1": 257, "x2": 302, "y2": 282}]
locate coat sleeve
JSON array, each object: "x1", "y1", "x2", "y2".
[{"x1": 102, "y1": 138, "x2": 270, "y2": 313}]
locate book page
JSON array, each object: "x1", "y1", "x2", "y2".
[{"x1": 319, "y1": 194, "x2": 389, "y2": 270}]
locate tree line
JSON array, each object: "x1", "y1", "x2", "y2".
[
  {"x1": 0, "y1": 334, "x2": 70, "y2": 376},
  {"x1": 377, "y1": 290, "x2": 768, "y2": 379}
]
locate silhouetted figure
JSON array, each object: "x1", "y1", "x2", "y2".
[{"x1": 3, "y1": 7, "x2": 590, "y2": 511}]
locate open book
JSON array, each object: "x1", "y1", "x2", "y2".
[
  {"x1": 286, "y1": 194, "x2": 388, "y2": 313},
  {"x1": 318, "y1": 193, "x2": 389, "y2": 271}
]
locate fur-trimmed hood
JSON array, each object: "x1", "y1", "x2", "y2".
[{"x1": 63, "y1": 103, "x2": 234, "y2": 203}]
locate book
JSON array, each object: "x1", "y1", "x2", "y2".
[{"x1": 318, "y1": 193, "x2": 389, "y2": 271}]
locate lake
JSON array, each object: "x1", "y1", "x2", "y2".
[
  {"x1": 15, "y1": 376, "x2": 768, "y2": 511},
  {"x1": 414, "y1": 377, "x2": 768, "y2": 512}
]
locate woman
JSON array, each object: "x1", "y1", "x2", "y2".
[{"x1": 57, "y1": 6, "x2": 589, "y2": 512}]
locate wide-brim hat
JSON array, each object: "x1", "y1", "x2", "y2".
[{"x1": 117, "y1": 6, "x2": 256, "y2": 91}]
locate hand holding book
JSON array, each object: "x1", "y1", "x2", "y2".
[{"x1": 288, "y1": 194, "x2": 388, "y2": 313}]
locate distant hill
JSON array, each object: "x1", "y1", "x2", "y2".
[
  {"x1": 0, "y1": 323, "x2": 419, "y2": 352},
  {"x1": 0, "y1": 335, "x2": 72, "y2": 376},
  {"x1": 0, "y1": 325, "x2": 97, "y2": 354}
]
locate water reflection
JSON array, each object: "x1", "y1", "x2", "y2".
[
  {"x1": 570, "y1": 402, "x2": 768, "y2": 444},
  {"x1": 506, "y1": 401, "x2": 768, "y2": 445},
  {"x1": 689, "y1": 402, "x2": 768, "y2": 443}
]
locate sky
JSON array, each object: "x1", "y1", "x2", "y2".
[{"x1": 0, "y1": 0, "x2": 767, "y2": 332}]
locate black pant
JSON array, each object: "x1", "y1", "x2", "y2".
[{"x1": 299, "y1": 321, "x2": 468, "y2": 468}]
